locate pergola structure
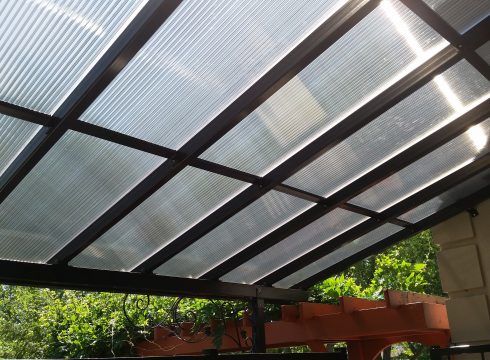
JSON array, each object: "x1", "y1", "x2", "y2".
[
  {"x1": 136, "y1": 290, "x2": 451, "y2": 358},
  {"x1": 0, "y1": 0, "x2": 489, "y2": 355}
]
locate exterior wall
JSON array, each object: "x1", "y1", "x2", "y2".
[{"x1": 432, "y1": 198, "x2": 490, "y2": 358}]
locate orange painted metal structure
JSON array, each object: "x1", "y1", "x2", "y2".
[{"x1": 136, "y1": 290, "x2": 450, "y2": 359}]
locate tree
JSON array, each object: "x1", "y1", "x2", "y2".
[{"x1": 0, "y1": 286, "x2": 50, "y2": 358}]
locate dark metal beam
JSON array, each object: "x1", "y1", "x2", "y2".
[
  {"x1": 61, "y1": 121, "x2": 392, "y2": 219},
  {"x1": 0, "y1": 102, "x2": 424, "y2": 226},
  {"x1": 0, "y1": 100, "x2": 56, "y2": 127},
  {"x1": 294, "y1": 184, "x2": 490, "y2": 289},
  {"x1": 401, "y1": 0, "x2": 490, "y2": 80},
  {"x1": 250, "y1": 297, "x2": 266, "y2": 353},
  {"x1": 0, "y1": 0, "x2": 182, "y2": 204},
  {"x1": 134, "y1": 43, "x2": 460, "y2": 274},
  {"x1": 202, "y1": 98, "x2": 489, "y2": 281},
  {"x1": 275, "y1": 184, "x2": 412, "y2": 228},
  {"x1": 49, "y1": 0, "x2": 381, "y2": 265},
  {"x1": 259, "y1": 155, "x2": 490, "y2": 286},
  {"x1": 0, "y1": 260, "x2": 308, "y2": 302},
  {"x1": 461, "y1": 16, "x2": 490, "y2": 50},
  {"x1": 72, "y1": 121, "x2": 262, "y2": 185},
  {"x1": 71, "y1": 121, "x2": 177, "y2": 159}
]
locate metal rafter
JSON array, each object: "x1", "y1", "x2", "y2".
[
  {"x1": 276, "y1": 184, "x2": 417, "y2": 228},
  {"x1": 0, "y1": 0, "x2": 183, "y2": 202},
  {"x1": 400, "y1": 0, "x2": 490, "y2": 80},
  {"x1": 0, "y1": 260, "x2": 307, "y2": 302},
  {"x1": 461, "y1": 16, "x2": 490, "y2": 50},
  {"x1": 294, "y1": 184, "x2": 490, "y2": 289},
  {"x1": 258, "y1": 155, "x2": 490, "y2": 286},
  {"x1": 48, "y1": 0, "x2": 381, "y2": 265},
  {"x1": 202, "y1": 100, "x2": 489, "y2": 280},
  {"x1": 64, "y1": 121, "x2": 401, "y2": 222}
]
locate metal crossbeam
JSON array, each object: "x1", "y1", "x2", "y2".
[
  {"x1": 48, "y1": 0, "x2": 380, "y2": 265},
  {"x1": 53, "y1": 118, "x2": 397, "y2": 222},
  {"x1": 0, "y1": 100, "x2": 55, "y2": 127},
  {"x1": 0, "y1": 102, "x2": 432, "y2": 226},
  {"x1": 294, "y1": 184, "x2": 490, "y2": 289},
  {"x1": 0, "y1": 0, "x2": 182, "y2": 203},
  {"x1": 0, "y1": 260, "x2": 307, "y2": 302},
  {"x1": 259, "y1": 156, "x2": 490, "y2": 286},
  {"x1": 202, "y1": 100, "x2": 489, "y2": 280},
  {"x1": 276, "y1": 184, "x2": 422, "y2": 228}
]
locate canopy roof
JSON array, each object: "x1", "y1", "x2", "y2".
[{"x1": 0, "y1": 0, "x2": 488, "y2": 301}]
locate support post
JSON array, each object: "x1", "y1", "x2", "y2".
[{"x1": 250, "y1": 297, "x2": 266, "y2": 353}]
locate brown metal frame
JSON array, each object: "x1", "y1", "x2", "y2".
[{"x1": 0, "y1": 0, "x2": 488, "y2": 300}]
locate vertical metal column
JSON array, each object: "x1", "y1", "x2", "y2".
[{"x1": 250, "y1": 297, "x2": 266, "y2": 353}]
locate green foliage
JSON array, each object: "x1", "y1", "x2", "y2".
[
  {"x1": 0, "y1": 288, "x2": 246, "y2": 358},
  {"x1": 0, "y1": 289, "x2": 138, "y2": 358},
  {"x1": 310, "y1": 230, "x2": 442, "y2": 303},
  {"x1": 310, "y1": 274, "x2": 364, "y2": 303},
  {"x1": 0, "y1": 286, "x2": 49, "y2": 358},
  {"x1": 0, "y1": 231, "x2": 442, "y2": 358}
]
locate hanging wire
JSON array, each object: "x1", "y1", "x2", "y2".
[{"x1": 122, "y1": 294, "x2": 248, "y2": 350}]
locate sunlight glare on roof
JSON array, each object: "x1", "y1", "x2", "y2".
[
  {"x1": 29, "y1": 0, "x2": 106, "y2": 36},
  {"x1": 381, "y1": 0, "x2": 463, "y2": 112},
  {"x1": 467, "y1": 124, "x2": 488, "y2": 151}
]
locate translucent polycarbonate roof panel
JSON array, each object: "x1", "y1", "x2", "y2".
[
  {"x1": 285, "y1": 60, "x2": 489, "y2": 197},
  {"x1": 423, "y1": 0, "x2": 489, "y2": 33},
  {"x1": 154, "y1": 190, "x2": 313, "y2": 279},
  {"x1": 0, "y1": 115, "x2": 41, "y2": 176},
  {"x1": 399, "y1": 168, "x2": 490, "y2": 223},
  {"x1": 476, "y1": 42, "x2": 490, "y2": 65},
  {"x1": 0, "y1": 0, "x2": 148, "y2": 114},
  {"x1": 349, "y1": 118, "x2": 490, "y2": 212},
  {"x1": 200, "y1": 1, "x2": 447, "y2": 175},
  {"x1": 81, "y1": 0, "x2": 346, "y2": 149},
  {"x1": 221, "y1": 208, "x2": 368, "y2": 284},
  {"x1": 274, "y1": 223, "x2": 403, "y2": 288},
  {"x1": 70, "y1": 167, "x2": 247, "y2": 271},
  {"x1": 0, "y1": 131, "x2": 162, "y2": 263}
]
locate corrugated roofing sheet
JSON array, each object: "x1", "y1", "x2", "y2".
[{"x1": 0, "y1": 0, "x2": 488, "y2": 293}]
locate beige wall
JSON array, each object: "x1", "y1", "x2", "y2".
[{"x1": 432, "y1": 198, "x2": 490, "y2": 356}]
